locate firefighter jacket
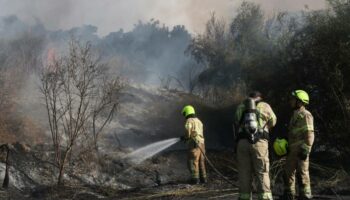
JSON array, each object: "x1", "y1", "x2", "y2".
[{"x1": 185, "y1": 117, "x2": 204, "y2": 144}]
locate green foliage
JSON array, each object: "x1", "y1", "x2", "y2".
[
  {"x1": 189, "y1": 1, "x2": 350, "y2": 160},
  {"x1": 231, "y1": 1, "x2": 267, "y2": 56},
  {"x1": 287, "y1": 0, "x2": 350, "y2": 158}
]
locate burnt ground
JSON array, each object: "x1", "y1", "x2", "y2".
[
  {"x1": 0, "y1": 176, "x2": 347, "y2": 200},
  {"x1": 0, "y1": 144, "x2": 350, "y2": 200}
]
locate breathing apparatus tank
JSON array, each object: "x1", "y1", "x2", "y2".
[{"x1": 243, "y1": 98, "x2": 258, "y2": 134}]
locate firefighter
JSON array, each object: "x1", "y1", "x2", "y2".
[
  {"x1": 235, "y1": 91, "x2": 277, "y2": 200},
  {"x1": 283, "y1": 90, "x2": 314, "y2": 200},
  {"x1": 181, "y1": 105, "x2": 207, "y2": 184}
]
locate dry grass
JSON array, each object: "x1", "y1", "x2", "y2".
[
  {"x1": 311, "y1": 163, "x2": 349, "y2": 188},
  {"x1": 270, "y1": 158, "x2": 286, "y2": 187},
  {"x1": 270, "y1": 157, "x2": 350, "y2": 192},
  {"x1": 120, "y1": 187, "x2": 238, "y2": 200}
]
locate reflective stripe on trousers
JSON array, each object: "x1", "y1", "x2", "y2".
[
  {"x1": 237, "y1": 139, "x2": 272, "y2": 199},
  {"x1": 258, "y1": 192, "x2": 273, "y2": 200},
  {"x1": 187, "y1": 142, "x2": 206, "y2": 179},
  {"x1": 284, "y1": 148, "x2": 312, "y2": 198},
  {"x1": 301, "y1": 185, "x2": 312, "y2": 199},
  {"x1": 239, "y1": 193, "x2": 251, "y2": 200}
]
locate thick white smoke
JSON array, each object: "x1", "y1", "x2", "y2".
[{"x1": 0, "y1": 0, "x2": 326, "y2": 35}]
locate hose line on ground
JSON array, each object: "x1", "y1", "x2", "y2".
[{"x1": 198, "y1": 145, "x2": 237, "y2": 187}]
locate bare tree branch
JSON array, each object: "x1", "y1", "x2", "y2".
[{"x1": 40, "y1": 39, "x2": 124, "y2": 186}]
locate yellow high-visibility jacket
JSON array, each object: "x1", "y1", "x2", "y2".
[
  {"x1": 288, "y1": 106, "x2": 314, "y2": 149},
  {"x1": 185, "y1": 117, "x2": 204, "y2": 144}
]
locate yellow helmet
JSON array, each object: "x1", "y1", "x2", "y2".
[
  {"x1": 273, "y1": 138, "x2": 288, "y2": 156},
  {"x1": 292, "y1": 90, "x2": 309, "y2": 104},
  {"x1": 182, "y1": 105, "x2": 195, "y2": 117}
]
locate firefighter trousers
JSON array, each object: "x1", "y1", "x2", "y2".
[
  {"x1": 237, "y1": 139, "x2": 273, "y2": 200},
  {"x1": 284, "y1": 148, "x2": 312, "y2": 199},
  {"x1": 188, "y1": 142, "x2": 207, "y2": 180}
]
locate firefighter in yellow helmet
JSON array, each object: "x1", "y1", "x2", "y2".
[
  {"x1": 234, "y1": 91, "x2": 277, "y2": 200},
  {"x1": 283, "y1": 90, "x2": 315, "y2": 200},
  {"x1": 181, "y1": 105, "x2": 207, "y2": 184}
]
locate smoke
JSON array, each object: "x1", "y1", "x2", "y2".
[
  {"x1": 0, "y1": 0, "x2": 328, "y2": 145},
  {"x1": 0, "y1": 0, "x2": 326, "y2": 36}
]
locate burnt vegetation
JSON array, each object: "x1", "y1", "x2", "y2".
[{"x1": 40, "y1": 39, "x2": 124, "y2": 185}]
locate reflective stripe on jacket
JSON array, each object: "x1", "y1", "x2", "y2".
[{"x1": 288, "y1": 106, "x2": 314, "y2": 148}]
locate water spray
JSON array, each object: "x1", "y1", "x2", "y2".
[
  {"x1": 124, "y1": 138, "x2": 180, "y2": 165},
  {"x1": 123, "y1": 137, "x2": 237, "y2": 187}
]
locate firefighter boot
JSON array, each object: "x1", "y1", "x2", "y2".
[
  {"x1": 298, "y1": 196, "x2": 312, "y2": 200},
  {"x1": 189, "y1": 178, "x2": 200, "y2": 185},
  {"x1": 200, "y1": 176, "x2": 207, "y2": 184},
  {"x1": 281, "y1": 192, "x2": 295, "y2": 200}
]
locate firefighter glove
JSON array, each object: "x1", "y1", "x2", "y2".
[
  {"x1": 180, "y1": 136, "x2": 186, "y2": 142},
  {"x1": 298, "y1": 143, "x2": 311, "y2": 160}
]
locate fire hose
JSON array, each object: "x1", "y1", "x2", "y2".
[
  {"x1": 197, "y1": 144, "x2": 238, "y2": 187},
  {"x1": 182, "y1": 120, "x2": 271, "y2": 188}
]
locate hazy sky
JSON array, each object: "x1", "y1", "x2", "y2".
[{"x1": 0, "y1": 0, "x2": 326, "y2": 36}]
